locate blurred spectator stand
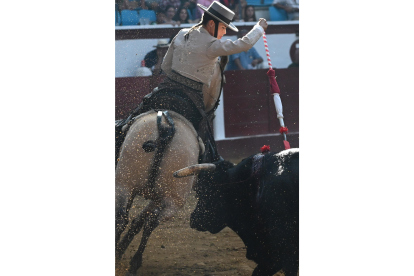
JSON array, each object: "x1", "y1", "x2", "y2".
[
  {"x1": 227, "y1": 48, "x2": 263, "y2": 70},
  {"x1": 241, "y1": 0, "x2": 272, "y2": 20},
  {"x1": 120, "y1": 10, "x2": 140, "y2": 25},
  {"x1": 269, "y1": 5, "x2": 287, "y2": 21},
  {"x1": 163, "y1": 5, "x2": 178, "y2": 24},
  {"x1": 119, "y1": 9, "x2": 157, "y2": 25},
  {"x1": 117, "y1": 0, "x2": 299, "y2": 24},
  {"x1": 144, "y1": 39, "x2": 170, "y2": 75},
  {"x1": 243, "y1": 5, "x2": 256, "y2": 22},
  {"x1": 119, "y1": 0, "x2": 143, "y2": 10},
  {"x1": 219, "y1": 0, "x2": 243, "y2": 21},
  {"x1": 139, "y1": 9, "x2": 157, "y2": 24},
  {"x1": 172, "y1": 5, "x2": 191, "y2": 24},
  {"x1": 288, "y1": 38, "x2": 298, "y2": 68},
  {"x1": 226, "y1": 29, "x2": 263, "y2": 70},
  {"x1": 272, "y1": 0, "x2": 298, "y2": 20},
  {"x1": 116, "y1": 10, "x2": 121, "y2": 26},
  {"x1": 145, "y1": 0, "x2": 161, "y2": 10},
  {"x1": 118, "y1": 0, "x2": 160, "y2": 11},
  {"x1": 151, "y1": 9, "x2": 167, "y2": 24},
  {"x1": 241, "y1": 0, "x2": 298, "y2": 21},
  {"x1": 160, "y1": 0, "x2": 181, "y2": 11},
  {"x1": 180, "y1": 0, "x2": 198, "y2": 21}
]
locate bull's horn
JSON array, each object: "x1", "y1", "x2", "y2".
[{"x1": 173, "y1": 164, "x2": 216, "y2": 178}]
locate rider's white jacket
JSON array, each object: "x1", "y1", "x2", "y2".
[{"x1": 161, "y1": 24, "x2": 264, "y2": 111}]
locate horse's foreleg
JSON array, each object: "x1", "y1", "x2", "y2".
[
  {"x1": 125, "y1": 198, "x2": 182, "y2": 275},
  {"x1": 126, "y1": 203, "x2": 163, "y2": 275},
  {"x1": 115, "y1": 185, "x2": 135, "y2": 246},
  {"x1": 116, "y1": 200, "x2": 158, "y2": 260}
]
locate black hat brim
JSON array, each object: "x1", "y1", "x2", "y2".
[{"x1": 198, "y1": 4, "x2": 239, "y2": 32}]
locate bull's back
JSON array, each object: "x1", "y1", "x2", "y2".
[
  {"x1": 260, "y1": 149, "x2": 299, "y2": 267},
  {"x1": 261, "y1": 148, "x2": 299, "y2": 222}
]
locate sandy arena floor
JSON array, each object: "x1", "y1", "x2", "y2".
[{"x1": 115, "y1": 190, "x2": 286, "y2": 276}]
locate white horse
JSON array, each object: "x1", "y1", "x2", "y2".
[
  {"x1": 115, "y1": 110, "x2": 214, "y2": 275},
  {"x1": 116, "y1": 60, "x2": 224, "y2": 275}
]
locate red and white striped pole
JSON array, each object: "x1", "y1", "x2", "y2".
[
  {"x1": 263, "y1": 33, "x2": 272, "y2": 68},
  {"x1": 263, "y1": 32, "x2": 290, "y2": 150}
]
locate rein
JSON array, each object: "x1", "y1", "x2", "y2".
[{"x1": 147, "y1": 111, "x2": 175, "y2": 191}]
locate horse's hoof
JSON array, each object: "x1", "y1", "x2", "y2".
[
  {"x1": 115, "y1": 258, "x2": 121, "y2": 268},
  {"x1": 127, "y1": 258, "x2": 142, "y2": 276},
  {"x1": 115, "y1": 249, "x2": 122, "y2": 262}
]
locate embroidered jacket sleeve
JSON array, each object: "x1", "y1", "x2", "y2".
[
  {"x1": 160, "y1": 34, "x2": 178, "y2": 76},
  {"x1": 206, "y1": 25, "x2": 264, "y2": 58}
]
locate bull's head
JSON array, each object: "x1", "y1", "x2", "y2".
[{"x1": 174, "y1": 159, "x2": 236, "y2": 233}]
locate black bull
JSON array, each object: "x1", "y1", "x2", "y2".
[{"x1": 190, "y1": 148, "x2": 299, "y2": 276}]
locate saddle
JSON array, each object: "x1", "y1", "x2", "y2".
[
  {"x1": 115, "y1": 86, "x2": 218, "y2": 166},
  {"x1": 116, "y1": 56, "x2": 228, "y2": 166}
]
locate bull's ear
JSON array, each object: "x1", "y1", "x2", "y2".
[{"x1": 173, "y1": 163, "x2": 216, "y2": 178}]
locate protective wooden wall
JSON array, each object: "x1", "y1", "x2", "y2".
[{"x1": 115, "y1": 68, "x2": 298, "y2": 160}]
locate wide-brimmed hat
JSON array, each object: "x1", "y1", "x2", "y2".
[
  {"x1": 198, "y1": 1, "x2": 238, "y2": 32},
  {"x1": 153, "y1": 39, "x2": 170, "y2": 48}
]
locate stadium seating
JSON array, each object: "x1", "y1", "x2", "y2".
[
  {"x1": 116, "y1": 10, "x2": 120, "y2": 26},
  {"x1": 268, "y1": 6, "x2": 288, "y2": 21},
  {"x1": 120, "y1": 10, "x2": 140, "y2": 25},
  {"x1": 138, "y1": 9, "x2": 156, "y2": 23},
  {"x1": 245, "y1": 0, "x2": 268, "y2": 7},
  {"x1": 187, "y1": 9, "x2": 193, "y2": 20}
]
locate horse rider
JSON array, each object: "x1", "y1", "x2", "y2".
[{"x1": 116, "y1": 1, "x2": 268, "y2": 164}]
